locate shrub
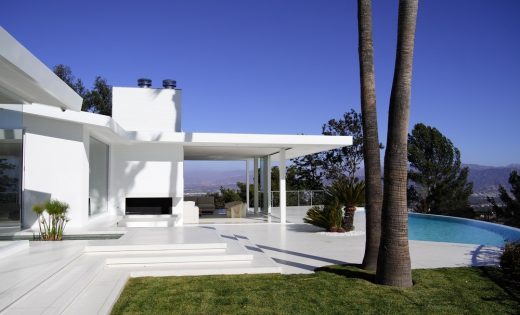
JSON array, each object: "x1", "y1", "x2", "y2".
[
  {"x1": 325, "y1": 178, "x2": 365, "y2": 231},
  {"x1": 304, "y1": 200, "x2": 344, "y2": 232},
  {"x1": 501, "y1": 241, "x2": 520, "y2": 280},
  {"x1": 32, "y1": 199, "x2": 69, "y2": 241}
]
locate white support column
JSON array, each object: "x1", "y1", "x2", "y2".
[
  {"x1": 253, "y1": 157, "x2": 259, "y2": 215},
  {"x1": 246, "y1": 159, "x2": 250, "y2": 213},
  {"x1": 266, "y1": 156, "x2": 271, "y2": 215},
  {"x1": 279, "y1": 149, "x2": 286, "y2": 224},
  {"x1": 261, "y1": 157, "x2": 266, "y2": 214}
]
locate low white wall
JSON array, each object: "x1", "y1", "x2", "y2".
[
  {"x1": 22, "y1": 114, "x2": 89, "y2": 228},
  {"x1": 110, "y1": 143, "x2": 184, "y2": 224}
]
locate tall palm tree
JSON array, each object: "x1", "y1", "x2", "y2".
[
  {"x1": 357, "y1": 0, "x2": 383, "y2": 271},
  {"x1": 376, "y1": 0, "x2": 419, "y2": 287}
]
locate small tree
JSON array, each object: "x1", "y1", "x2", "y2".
[
  {"x1": 290, "y1": 154, "x2": 324, "y2": 190},
  {"x1": 53, "y1": 65, "x2": 112, "y2": 116},
  {"x1": 53, "y1": 64, "x2": 88, "y2": 98},
  {"x1": 500, "y1": 241, "x2": 520, "y2": 280},
  {"x1": 407, "y1": 123, "x2": 473, "y2": 216},
  {"x1": 325, "y1": 178, "x2": 365, "y2": 232},
  {"x1": 219, "y1": 186, "x2": 242, "y2": 203},
  {"x1": 84, "y1": 76, "x2": 113, "y2": 116},
  {"x1": 236, "y1": 182, "x2": 253, "y2": 207},
  {"x1": 321, "y1": 109, "x2": 364, "y2": 181},
  {"x1": 488, "y1": 170, "x2": 520, "y2": 227},
  {"x1": 270, "y1": 166, "x2": 301, "y2": 191}
]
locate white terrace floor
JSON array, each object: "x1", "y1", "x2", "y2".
[{"x1": 0, "y1": 212, "x2": 503, "y2": 315}]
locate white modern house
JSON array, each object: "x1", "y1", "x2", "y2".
[{"x1": 0, "y1": 26, "x2": 352, "y2": 230}]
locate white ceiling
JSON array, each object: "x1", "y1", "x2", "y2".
[{"x1": 184, "y1": 146, "x2": 283, "y2": 160}]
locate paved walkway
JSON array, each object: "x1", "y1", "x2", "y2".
[
  {"x1": 212, "y1": 222, "x2": 501, "y2": 273},
  {"x1": 0, "y1": 213, "x2": 503, "y2": 315}
]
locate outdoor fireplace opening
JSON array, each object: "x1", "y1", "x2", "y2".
[{"x1": 125, "y1": 197, "x2": 172, "y2": 215}]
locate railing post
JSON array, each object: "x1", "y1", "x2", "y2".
[{"x1": 310, "y1": 190, "x2": 313, "y2": 206}]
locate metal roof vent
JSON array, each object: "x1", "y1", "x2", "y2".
[
  {"x1": 137, "y1": 78, "x2": 152, "y2": 88},
  {"x1": 162, "y1": 79, "x2": 176, "y2": 89}
]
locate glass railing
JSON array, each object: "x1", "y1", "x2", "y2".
[{"x1": 270, "y1": 190, "x2": 325, "y2": 207}]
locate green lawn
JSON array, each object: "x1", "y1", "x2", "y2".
[{"x1": 111, "y1": 266, "x2": 519, "y2": 315}]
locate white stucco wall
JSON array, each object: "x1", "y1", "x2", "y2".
[
  {"x1": 22, "y1": 115, "x2": 89, "y2": 228},
  {"x1": 110, "y1": 143, "x2": 184, "y2": 225},
  {"x1": 111, "y1": 87, "x2": 181, "y2": 132}
]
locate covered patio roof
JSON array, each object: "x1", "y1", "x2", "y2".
[{"x1": 183, "y1": 133, "x2": 351, "y2": 160}]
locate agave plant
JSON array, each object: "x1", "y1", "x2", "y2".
[
  {"x1": 325, "y1": 178, "x2": 365, "y2": 232},
  {"x1": 32, "y1": 199, "x2": 69, "y2": 241},
  {"x1": 303, "y1": 200, "x2": 344, "y2": 232}
]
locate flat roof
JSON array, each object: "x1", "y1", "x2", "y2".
[
  {"x1": 0, "y1": 27, "x2": 82, "y2": 111},
  {"x1": 182, "y1": 133, "x2": 351, "y2": 160},
  {"x1": 16, "y1": 104, "x2": 352, "y2": 160}
]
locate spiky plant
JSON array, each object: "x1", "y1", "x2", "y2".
[
  {"x1": 303, "y1": 200, "x2": 344, "y2": 232},
  {"x1": 32, "y1": 199, "x2": 69, "y2": 241},
  {"x1": 326, "y1": 179, "x2": 365, "y2": 231}
]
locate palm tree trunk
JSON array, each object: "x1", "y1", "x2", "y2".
[
  {"x1": 376, "y1": 0, "x2": 418, "y2": 287},
  {"x1": 357, "y1": 0, "x2": 383, "y2": 271}
]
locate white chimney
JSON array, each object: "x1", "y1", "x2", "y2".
[{"x1": 111, "y1": 79, "x2": 182, "y2": 132}]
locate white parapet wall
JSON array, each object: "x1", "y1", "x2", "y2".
[{"x1": 110, "y1": 143, "x2": 184, "y2": 225}]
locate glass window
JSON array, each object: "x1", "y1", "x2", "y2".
[{"x1": 0, "y1": 133, "x2": 23, "y2": 228}]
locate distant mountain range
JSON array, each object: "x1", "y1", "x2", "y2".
[
  {"x1": 184, "y1": 164, "x2": 520, "y2": 198},
  {"x1": 465, "y1": 164, "x2": 519, "y2": 196},
  {"x1": 184, "y1": 169, "x2": 248, "y2": 193}
]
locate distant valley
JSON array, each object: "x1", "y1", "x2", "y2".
[{"x1": 184, "y1": 164, "x2": 519, "y2": 207}]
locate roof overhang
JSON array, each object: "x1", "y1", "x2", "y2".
[
  {"x1": 14, "y1": 104, "x2": 352, "y2": 160},
  {"x1": 0, "y1": 27, "x2": 82, "y2": 111},
  {"x1": 181, "y1": 133, "x2": 351, "y2": 160}
]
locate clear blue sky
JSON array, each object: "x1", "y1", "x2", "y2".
[{"x1": 2, "y1": 0, "x2": 519, "y2": 167}]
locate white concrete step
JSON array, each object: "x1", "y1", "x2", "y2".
[
  {"x1": 61, "y1": 269, "x2": 129, "y2": 315},
  {"x1": 105, "y1": 253, "x2": 253, "y2": 267},
  {"x1": 124, "y1": 215, "x2": 175, "y2": 219},
  {"x1": 0, "y1": 243, "x2": 85, "y2": 313},
  {"x1": 120, "y1": 236, "x2": 281, "y2": 277},
  {"x1": 117, "y1": 220, "x2": 173, "y2": 228},
  {"x1": 116, "y1": 215, "x2": 178, "y2": 227},
  {"x1": 0, "y1": 240, "x2": 29, "y2": 259},
  {"x1": 85, "y1": 242, "x2": 227, "y2": 254},
  {"x1": 3, "y1": 255, "x2": 105, "y2": 315},
  {"x1": 130, "y1": 265, "x2": 283, "y2": 277}
]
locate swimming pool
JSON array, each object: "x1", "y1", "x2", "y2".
[{"x1": 408, "y1": 213, "x2": 520, "y2": 247}]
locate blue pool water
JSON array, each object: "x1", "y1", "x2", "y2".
[{"x1": 408, "y1": 213, "x2": 520, "y2": 247}]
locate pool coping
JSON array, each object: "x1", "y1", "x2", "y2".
[
  {"x1": 409, "y1": 212, "x2": 520, "y2": 233},
  {"x1": 409, "y1": 212, "x2": 520, "y2": 245}
]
